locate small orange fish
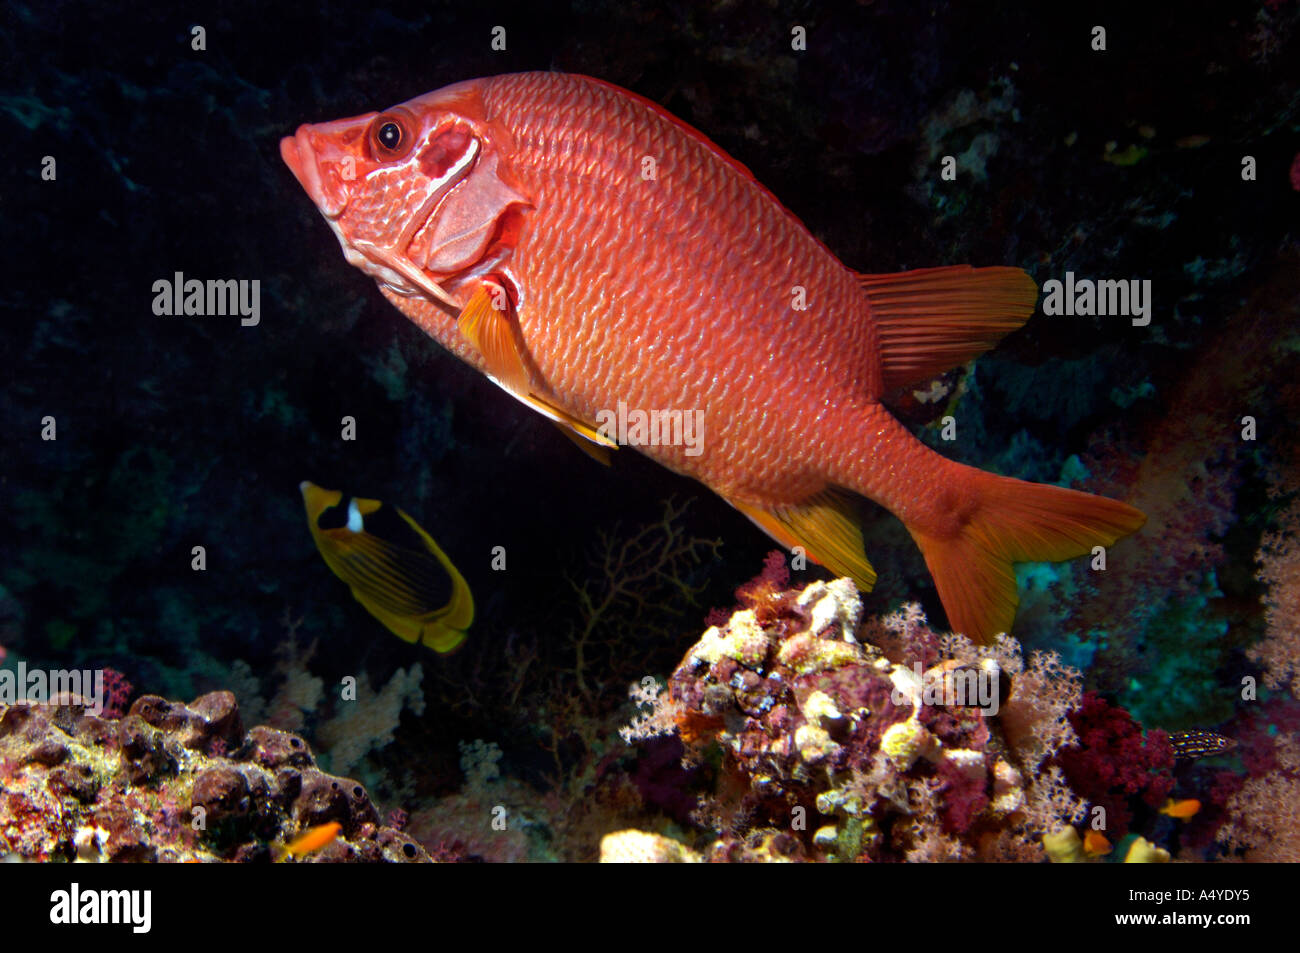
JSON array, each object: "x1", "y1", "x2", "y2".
[
  {"x1": 282, "y1": 73, "x2": 1146, "y2": 642},
  {"x1": 280, "y1": 821, "x2": 342, "y2": 860},
  {"x1": 1083, "y1": 829, "x2": 1112, "y2": 856},
  {"x1": 1159, "y1": 798, "x2": 1201, "y2": 819}
]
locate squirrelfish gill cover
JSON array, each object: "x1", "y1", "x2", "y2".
[{"x1": 281, "y1": 71, "x2": 1145, "y2": 643}]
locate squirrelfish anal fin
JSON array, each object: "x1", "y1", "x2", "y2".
[
  {"x1": 729, "y1": 489, "x2": 877, "y2": 593},
  {"x1": 299, "y1": 481, "x2": 473, "y2": 653},
  {"x1": 457, "y1": 279, "x2": 617, "y2": 450}
]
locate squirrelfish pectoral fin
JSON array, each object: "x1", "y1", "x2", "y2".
[
  {"x1": 858, "y1": 265, "x2": 1038, "y2": 392},
  {"x1": 457, "y1": 279, "x2": 533, "y2": 395},
  {"x1": 457, "y1": 279, "x2": 618, "y2": 450},
  {"x1": 728, "y1": 490, "x2": 877, "y2": 592},
  {"x1": 300, "y1": 481, "x2": 473, "y2": 653}
]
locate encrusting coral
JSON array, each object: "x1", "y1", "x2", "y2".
[
  {"x1": 616, "y1": 563, "x2": 1104, "y2": 862},
  {"x1": 0, "y1": 690, "x2": 429, "y2": 862}
]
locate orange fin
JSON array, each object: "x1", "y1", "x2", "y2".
[
  {"x1": 858, "y1": 266, "x2": 1038, "y2": 391},
  {"x1": 908, "y1": 469, "x2": 1146, "y2": 643},
  {"x1": 554, "y1": 422, "x2": 613, "y2": 465},
  {"x1": 730, "y1": 490, "x2": 877, "y2": 592},
  {"x1": 458, "y1": 280, "x2": 617, "y2": 450},
  {"x1": 457, "y1": 280, "x2": 532, "y2": 394}
]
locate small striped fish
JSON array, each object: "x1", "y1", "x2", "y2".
[{"x1": 1168, "y1": 729, "x2": 1235, "y2": 760}]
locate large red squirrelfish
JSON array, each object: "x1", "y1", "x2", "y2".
[{"x1": 280, "y1": 72, "x2": 1145, "y2": 643}]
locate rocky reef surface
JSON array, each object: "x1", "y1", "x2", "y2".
[
  {"x1": 608, "y1": 571, "x2": 1182, "y2": 862},
  {"x1": 0, "y1": 691, "x2": 428, "y2": 862}
]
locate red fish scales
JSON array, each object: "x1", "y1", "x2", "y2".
[{"x1": 480, "y1": 73, "x2": 877, "y2": 501}]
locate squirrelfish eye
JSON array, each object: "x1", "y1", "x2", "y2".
[
  {"x1": 370, "y1": 116, "x2": 411, "y2": 159},
  {"x1": 378, "y1": 122, "x2": 402, "y2": 150}
]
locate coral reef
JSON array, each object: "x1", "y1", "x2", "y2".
[
  {"x1": 0, "y1": 691, "x2": 428, "y2": 862},
  {"x1": 1250, "y1": 484, "x2": 1300, "y2": 701},
  {"x1": 1053, "y1": 691, "x2": 1175, "y2": 838},
  {"x1": 1216, "y1": 732, "x2": 1300, "y2": 862},
  {"x1": 315, "y1": 666, "x2": 424, "y2": 776},
  {"x1": 617, "y1": 573, "x2": 1094, "y2": 862},
  {"x1": 600, "y1": 829, "x2": 700, "y2": 863}
]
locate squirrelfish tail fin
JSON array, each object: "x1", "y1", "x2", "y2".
[{"x1": 907, "y1": 466, "x2": 1145, "y2": 643}]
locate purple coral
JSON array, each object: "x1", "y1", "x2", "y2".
[
  {"x1": 1053, "y1": 691, "x2": 1175, "y2": 837},
  {"x1": 100, "y1": 667, "x2": 133, "y2": 719}
]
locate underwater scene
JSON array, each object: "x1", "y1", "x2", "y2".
[{"x1": 2, "y1": 0, "x2": 1298, "y2": 870}]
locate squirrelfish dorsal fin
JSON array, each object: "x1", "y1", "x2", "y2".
[{"x1": 858, "y1": 265, "x2": 1038, "y2": 392}]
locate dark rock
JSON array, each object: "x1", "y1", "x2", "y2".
[
  {"x1": 49, "y1": 763, "x2": 99, "y2": 802},
  {"x1": 27, "y1": 737, "x2": 68, "y2": 766},
  {"x1": 128, "y1": 696, "x2": 189, "y2": 732},
  {"x1": 74, "y1": 713, "x2": 120, "y2": 749},
  {"x1": 0, "y1": 705, "x2": 33, "y2": 737},
  {"x1": 293, "y1": 770, "x2": 351, "y2": 828},
  {"x1": 340, "y1": 778, "x2": 380, "y2": 830},
  {"x1": 183, "y1": 691, "x2": 243, "y2": 751},
  {"x1": 45, "y1": 702, "x2": 87, "y2": 736},
  {"x1": 243, "y1": 726, "x2": 315, "y2": 769},
  {"x1": 93, "y1": 801, "x2": 157, "y2": 862},
  {"x1": 191, "y1": 765, "x2": 251, "y2": 820},
  {"x1": 118, "y1": 715, "x2": 176, "y2": 783},
  {"x1": 377, "y1": 827, "x2": 431, "y2": 863},
  {"x1": 274, "y1": 767, "x2": 302, "y2": 802}
]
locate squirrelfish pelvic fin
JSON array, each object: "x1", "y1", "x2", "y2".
[
  {"x1": 729, "y1": 490, "x2": 877, "y2": 593},
  {"x1": 300, "y1": 481, "x2": 473, "y2": 653}
]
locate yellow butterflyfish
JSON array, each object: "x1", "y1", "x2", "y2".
[{"x1": 300, "y1": 482, "x2": 474, "y2": 653}]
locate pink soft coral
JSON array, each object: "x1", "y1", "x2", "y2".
[
  {"x1": 1218, "y1": 733, "x2": 1300, "y2": 862},
  {"x1": 1250, "y1": 492, "x2": 1300, "y2": 699},
  {"x1": 1053, "y1": 692, "x2": 1175, "y2": 837}
]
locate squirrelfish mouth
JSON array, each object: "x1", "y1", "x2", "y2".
[{"x1": 280, "y1": 128, "x2": 337, "y2": 217}]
